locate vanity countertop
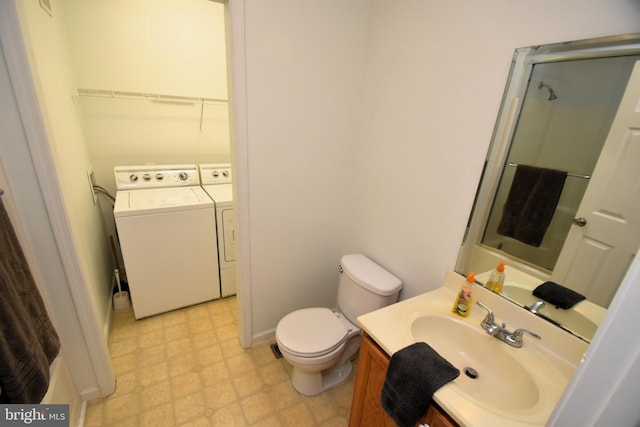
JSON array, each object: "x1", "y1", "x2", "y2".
[{"x1": 356, "y1": 270, "x2": 589, "y2": 427}]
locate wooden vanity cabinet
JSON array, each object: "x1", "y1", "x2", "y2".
[{"x1": 349, "y1": 332, "x2": 458, "y2": 427}]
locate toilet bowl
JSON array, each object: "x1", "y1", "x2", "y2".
[
  {"x1": 275, "y1": 254, "x2": 402, "y2": 396},
  {"x1": 276, "y1": 308, "x2": 361, "y2": 396}
]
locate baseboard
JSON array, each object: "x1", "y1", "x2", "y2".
[
  {"x1": 252, "y1": 328, "x2": 276, "y2": 347},
  {"x1": 76, "y1": 400, "x2": 87, "y2": 427}
]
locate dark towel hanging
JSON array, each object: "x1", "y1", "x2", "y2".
[
  {"x1": 381, "y1": 342, "x2": 459, "y2": 427},
  {"x1": 497, "y1": 164, "x2": 567, "y2": 247},
  {"x1": 533, "y1": 281, "x2": 586, "y2": 309},
  {"x1": 0, "y1": 198, "x2": 60, "y2": 403}
]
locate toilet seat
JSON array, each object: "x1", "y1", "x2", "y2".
[{"x1": 276, "y1": 308, "x2": 350, "y2": 358}]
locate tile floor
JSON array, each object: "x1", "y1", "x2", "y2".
[{"x1": 84, "y1": 297, "x2": 355, "y2": 426}]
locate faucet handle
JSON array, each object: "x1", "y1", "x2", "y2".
[
  {"x1": 506, "y1": 328, "x2": 541, "y2": 347},
  {"x1": 476, "y1": 301, "x2": 494, "y2": 321},
  {"x1": 476, "y1": 301, "x2": 498, "y2": 334}
]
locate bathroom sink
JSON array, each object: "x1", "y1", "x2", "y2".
[
  {"x1": 502, "y1": 285, "x2": 597, "y2": 339},
  {"x1": 410, "y1": 315, "x2": 539, "y2": 411}
]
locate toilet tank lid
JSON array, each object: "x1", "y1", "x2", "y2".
[{"x1": 341, "y1": 254, "x2": 402, "y2": 296}]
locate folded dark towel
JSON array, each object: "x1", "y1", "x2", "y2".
[
  {"x1": 497, "y1": 165, "x2": 567, "y2": 247},
  {"x1": 0, "y1": 199, "x2": 60, "y2": 403},
  {"x1": 533, "y1": 281, "x2": 585, "y2": 309},
  {"x1": 381, "y1": 342, "x2": 459, "y2": 427}
]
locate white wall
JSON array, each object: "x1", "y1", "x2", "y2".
[
  {"x1": 62, "y1": 0, "x2": 229, "y2": 197},
  {"x1": 240, "y1": 0, "x2": 640, "y2": 338},
  {"x1": 17, "y1": 0, "x2": 114, "y2": 343},
  {"x1": 343, "y1": 0, "x2": 640, "y2": 300},
  {"x1": 0, "y1": 24, "x2": 99, "y2": 405},
  {"x1": 243, "y1": 0, "x2": 370, "y2": 335}
]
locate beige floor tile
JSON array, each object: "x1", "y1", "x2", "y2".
[
  {"x1": 173, "y1": 391, "x2": 207, "y2": 425},
  {"x1": 112, "y1": 370, "x2": 138, "y2": 396},
  {"x1": 306, "y1": 392, "x2": 339, "y2": 424},
  {"x1": 215, "y1": 323, "x2": 238, "y2": 342},
  {"x1": 188, "y1": 316, "x2": 214, "y2": 335},
  {"x1": 166, "y1": 336, "x2": 193, "y2": 358},
  {"x1": 139, "y1": 401, "x2": 175, "y2": 427},
  {"x1": 162, "y1": 308, "x2": 188, "y2": 327},
  {"x1": 138, "y1": 379, "x2": 172, "y2": 412},
  {"x1": 220, "y1": 337, "x2": 245, "y2": 359},
  {"x1": 252, "y1": 415, "x2": 282, "y2": 427},
  {"x1": 103, "y1": 393, "x2": 139, "y2": 424},
  {"x1": 137, "y1": 329, "x2": 165, "y2": 349},
  {"x1": 109, "y1": 336, "x2": 137, "y2": 358},
  {"x1": 138, "y1": 360, "x2": 169, "y2": 386},
  {"x1": 102, "y1": 297, "x2": 356, "y2": 426},
  {"x1": 179, "y1": 416, "x2": 211, "y2": 427},
  {"x1": 185, "y1": 303, "x2": 210, "y2": 321},
  {"x1": 319, "y1": 414, "x2": 350, "y2": 426},
  {"x1": 168, "y1": 351, "x2": 198, "y2": 377},
  {"x1": 111, "y1": 353, "x2": 136, "y2": 375},
  {"x1": 195, "y1": 344, "x2": 224, "y2": 365},
  {"x1": 170, "y1": 371, "x2": 202, "y2": 398},
  {"x1": 203, "y1": 377, "x2": 237, "y2": 410},
  {"x1": 231, "y1": 370, "x2": 264, "y2": 398},
  {"x1": 210, "y1": 402, "x2": 246, "y2": 426},
  {"x1": 278, "y1": 402, "x2": 314, "y2": 427},
  {"x1": 226, "y1": 352, "x2": 257, "y2": 377},
  {"x1": 110, "y1": 323, "x2": 137, "y2": 343},
  {"x1": 268, "y1": 380, "x2": 301, "y2": 411},
  {"x1": 136, "y1": 343, "x2": 166, "y2": 368},
  {"x1": 240, "y1": 391, "x2": 275, "y2": 424},
  {"x1": 164, "y1": 323, "x2": 190, "y2": 342},
  {"x1": 200, "y1": 360, "x2": 231, "y2": 387},
  {"x1": 192, "y1": 330, "x2": 218, "y2": 350},
  {"x1": 258, "y1": 361, "x2": 289, "y2": 386}
]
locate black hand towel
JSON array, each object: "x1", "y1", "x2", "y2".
[
  {"x1": 497, "y1": 165, "x2": 567, "y2": 247},
  {"x1": 381, "y1": 342, "x2": 459, "y2": 427},
  {"x1": 533, "y1": 281, "x2": 586, "y2": 309},
  {"x1": 0, "y1": 199, "x2": 60, "y2": 403}
]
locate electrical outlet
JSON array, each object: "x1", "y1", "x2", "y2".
[{"x1": 87, "y1": 167, "x2": 97, "y2": 204}]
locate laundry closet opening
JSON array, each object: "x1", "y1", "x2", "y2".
[{"x1": 64, "y1": 1, "x2": 235, "y2": 314}]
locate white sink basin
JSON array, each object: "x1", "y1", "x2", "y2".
[{"x1": 411, "y1": 315, "x2": 539, "y2": 411}]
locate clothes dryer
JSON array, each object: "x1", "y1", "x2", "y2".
[
  {"x1": 199, "y1": 163, "x2": 236, "y2": 297},
  {"x1": 114, "y1": 164, "x2": 220, "y2": 319}
]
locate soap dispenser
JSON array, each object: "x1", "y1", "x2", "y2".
[
  {"x1": 452, "y1": 272, "x2": 475, "y2": 317},
  {"x1": 486, "y1": 262, "x2": 505, "y2": 293}
]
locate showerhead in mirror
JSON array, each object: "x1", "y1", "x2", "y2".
[{"x1": 538, "y1": 81, "x2": 558, "y2": 101}]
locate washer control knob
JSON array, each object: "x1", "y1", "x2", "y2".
[
  {"x1": 143, "y1": 173, "x2": 151, "y2": 181},
  {"x1": 155, "y1": 173, "x2": 164, "y2": 180},
  {"x1": 178, "y1": 172, "x2": 189, "y2": 181},
  {"x1": 129, "y1": 174, "x2": 138, "y2": 182},
  {"x1": 222, "y1": 170, "x2": 230, "y2": 177},
  {"x1": 212, "y1": 171, "x2": 220, "y2": 178}
]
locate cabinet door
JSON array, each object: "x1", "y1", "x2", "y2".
[
  {"x1": 424, "y1": 404, "x2": 458, "y2": 427},
  {"x1": 349, "y1": 333, "x2": 397, "y2": 427},
  {"x1": 349, "y1": 333, "x2": 459, "y2": 427}
]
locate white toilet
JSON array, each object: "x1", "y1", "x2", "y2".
[{"x1": 275, "y1": 254, "x2": 402, "y2": 396}]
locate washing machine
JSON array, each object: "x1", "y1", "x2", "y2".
[
  {"x1": 199, "y1": 163, "x2": 236, "y2": 297},
  {"x1": 113, "y1": 164, "x2": 220, "y2": 319}
]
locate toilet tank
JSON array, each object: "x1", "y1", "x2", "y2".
[{"x1": 337, "y1": 254, "x2": 402, "y2": 324}]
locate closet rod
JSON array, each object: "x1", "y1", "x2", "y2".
[
  {"x1": 507, "y1": 162, "x2": 591, "y2": 179},
  {"x1": 75, "y1": 88, "x2": 227, "y2": 105}
]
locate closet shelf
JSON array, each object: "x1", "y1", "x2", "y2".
[{"x1": 75, "y1": 88, "x2": 227, "y2": 105}]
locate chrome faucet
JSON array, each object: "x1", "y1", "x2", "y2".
[
  {"x1": 476, "y1": 302, "x2": 541, "y2": 348},
  {"x1": 528, "y1": 300, "x2": 546, "y2": 314}
]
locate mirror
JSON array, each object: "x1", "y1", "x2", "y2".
[{"x1": 456, "y1": 33, "x2": 640, "y2": 342}]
